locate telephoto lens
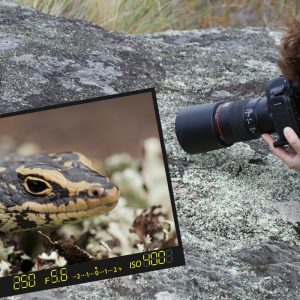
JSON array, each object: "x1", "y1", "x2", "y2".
[
  {"x1": 175, "y1": 76, "x2": 300, "y2": 154},
  {"x1": 175, "y1": 97, "x2": 274, "y2": 154}
]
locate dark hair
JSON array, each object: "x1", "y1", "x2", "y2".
[{"x1": 278, "y1": 18, "x2": 300, "y2": 83}]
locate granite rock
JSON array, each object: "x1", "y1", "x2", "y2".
[{"x1": 2, "y1": 1, "x2": 300, "y2": 299}]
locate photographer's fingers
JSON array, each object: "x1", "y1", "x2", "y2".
[
  {"x1": 261, "y1": 133, "x2": 274, "y2": 148},
  {"x1": 270, "y1": 146, "x2": 295, "y2": 163},
  {"x1": 283, "y1": 127, "x2": 300, "y2": 154},
  {"x1": 262, "y1": 129, "x2": 300, "y2": 169},
  {"x1": 261, "y1": 133, "x2": 295, "y2": 164}
]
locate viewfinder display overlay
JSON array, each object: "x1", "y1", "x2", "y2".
[{"x1": 0, "y1": 89, "x2": 184, "y2": 297}]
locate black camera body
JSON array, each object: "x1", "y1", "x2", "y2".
[
  {"x1": 266, "y1": 76, "x2": 300, "y2": 147},
  {"x1": 175, "y1": 75, "x2": 300, "y2": 154}
]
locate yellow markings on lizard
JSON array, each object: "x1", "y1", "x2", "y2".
[
  {"x1": 65, "y1": 200, "x2": 77, "y2": 212},
  {"x1": 46, "y1": 202, "x2": 58, "y2": 214},
  {"x1": 63, "y1": 161, "x2": 73, "y2": 168},
  {"x1": 57, "y1": 204, "x2": 66, "y2": 213},
  {"x1": 9, "y1": 184, "x2": 17, "y2": 190},
  {"x1": 76, "y1": 198, "x2": 88, "y2": 211},
  {"x1": 75, "y1": 152, "x2": 93, "y2": 168}
]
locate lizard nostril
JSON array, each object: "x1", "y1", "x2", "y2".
[{"x1": 88, "y1": 187, "x2": 103, "y2": 198}]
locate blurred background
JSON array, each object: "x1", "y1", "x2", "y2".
[
  {"x1": 16, "y1": 0, "x2": 298, "y2": 33},
  {"x1": 0, "y1": 92, "x2": 158, "y2": 159}
]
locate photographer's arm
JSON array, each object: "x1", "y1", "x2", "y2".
[{"x1": 262, "y1": 127, "x2": 300, "y2": 169}]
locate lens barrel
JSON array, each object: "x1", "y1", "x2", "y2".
[
  {"x1": 175, "y1": 102, "x2": 229, "y2": 154},
  {"x1": 175, "y1": 97, "x2": 274, "y2": 154}
]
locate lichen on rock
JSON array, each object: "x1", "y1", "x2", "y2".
[{"x1": 2, "y1": 1, "x2": 300, "y2": 300}]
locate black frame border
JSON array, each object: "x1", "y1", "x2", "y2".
[{"x1": 0, "y1": 88, "x2": 185, "y2": 297}]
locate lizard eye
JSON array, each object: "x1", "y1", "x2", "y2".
[{"x1": 23, "y1": 176, "x2": 52, "y2": 195}]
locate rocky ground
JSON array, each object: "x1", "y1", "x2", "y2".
[{"x1": 2, "y1": 1, "x2": 300, "y2": 299}]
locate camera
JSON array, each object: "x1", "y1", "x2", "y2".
[{"x1": 175, "y1": 76, "x2": 300, "y2": 154}]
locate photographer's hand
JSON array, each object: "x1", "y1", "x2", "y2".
[{"x1": 262, "y1": 127, "x2": 300, "y2": 169}]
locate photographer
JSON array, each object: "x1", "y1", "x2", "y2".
[
  {"x1": 262, "y1": 19, "x2": 300, "y2": 169},
  {"x1": 175, "y1": 19, "x2": 300, "y2": 161}
]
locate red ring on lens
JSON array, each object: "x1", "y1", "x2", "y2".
[{"x1": 215, "y1": 105, "x2": 229, "y2": 144}]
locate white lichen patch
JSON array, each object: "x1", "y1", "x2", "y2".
[
  {"x1": 0, "y1": 260, "x2": 11, "y2": 277},
  {"x1": 112, "y1": 169, "x2": 147, "y2": 207},
  {"x1": 267, "y1": 30, "x2": 283, "y2": 46},
  {"x1": 35, "y1": 251, "x2": 67, "y2": 268},
  {"x1": 141, "y1": 138, "x2": 171, "y2": 214},
  {"x1": 244, "y1": 60, "x2": 279, "y2": 73},
  {"x1": 74, "y1": 61, "x2": 123, "y2": 94},
  {"x1": 0, "y1": 36, "x2": 23, "y2": 51},
  {"x1": 0, "y1": 240, "x2": 14, "y2": 261}
]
